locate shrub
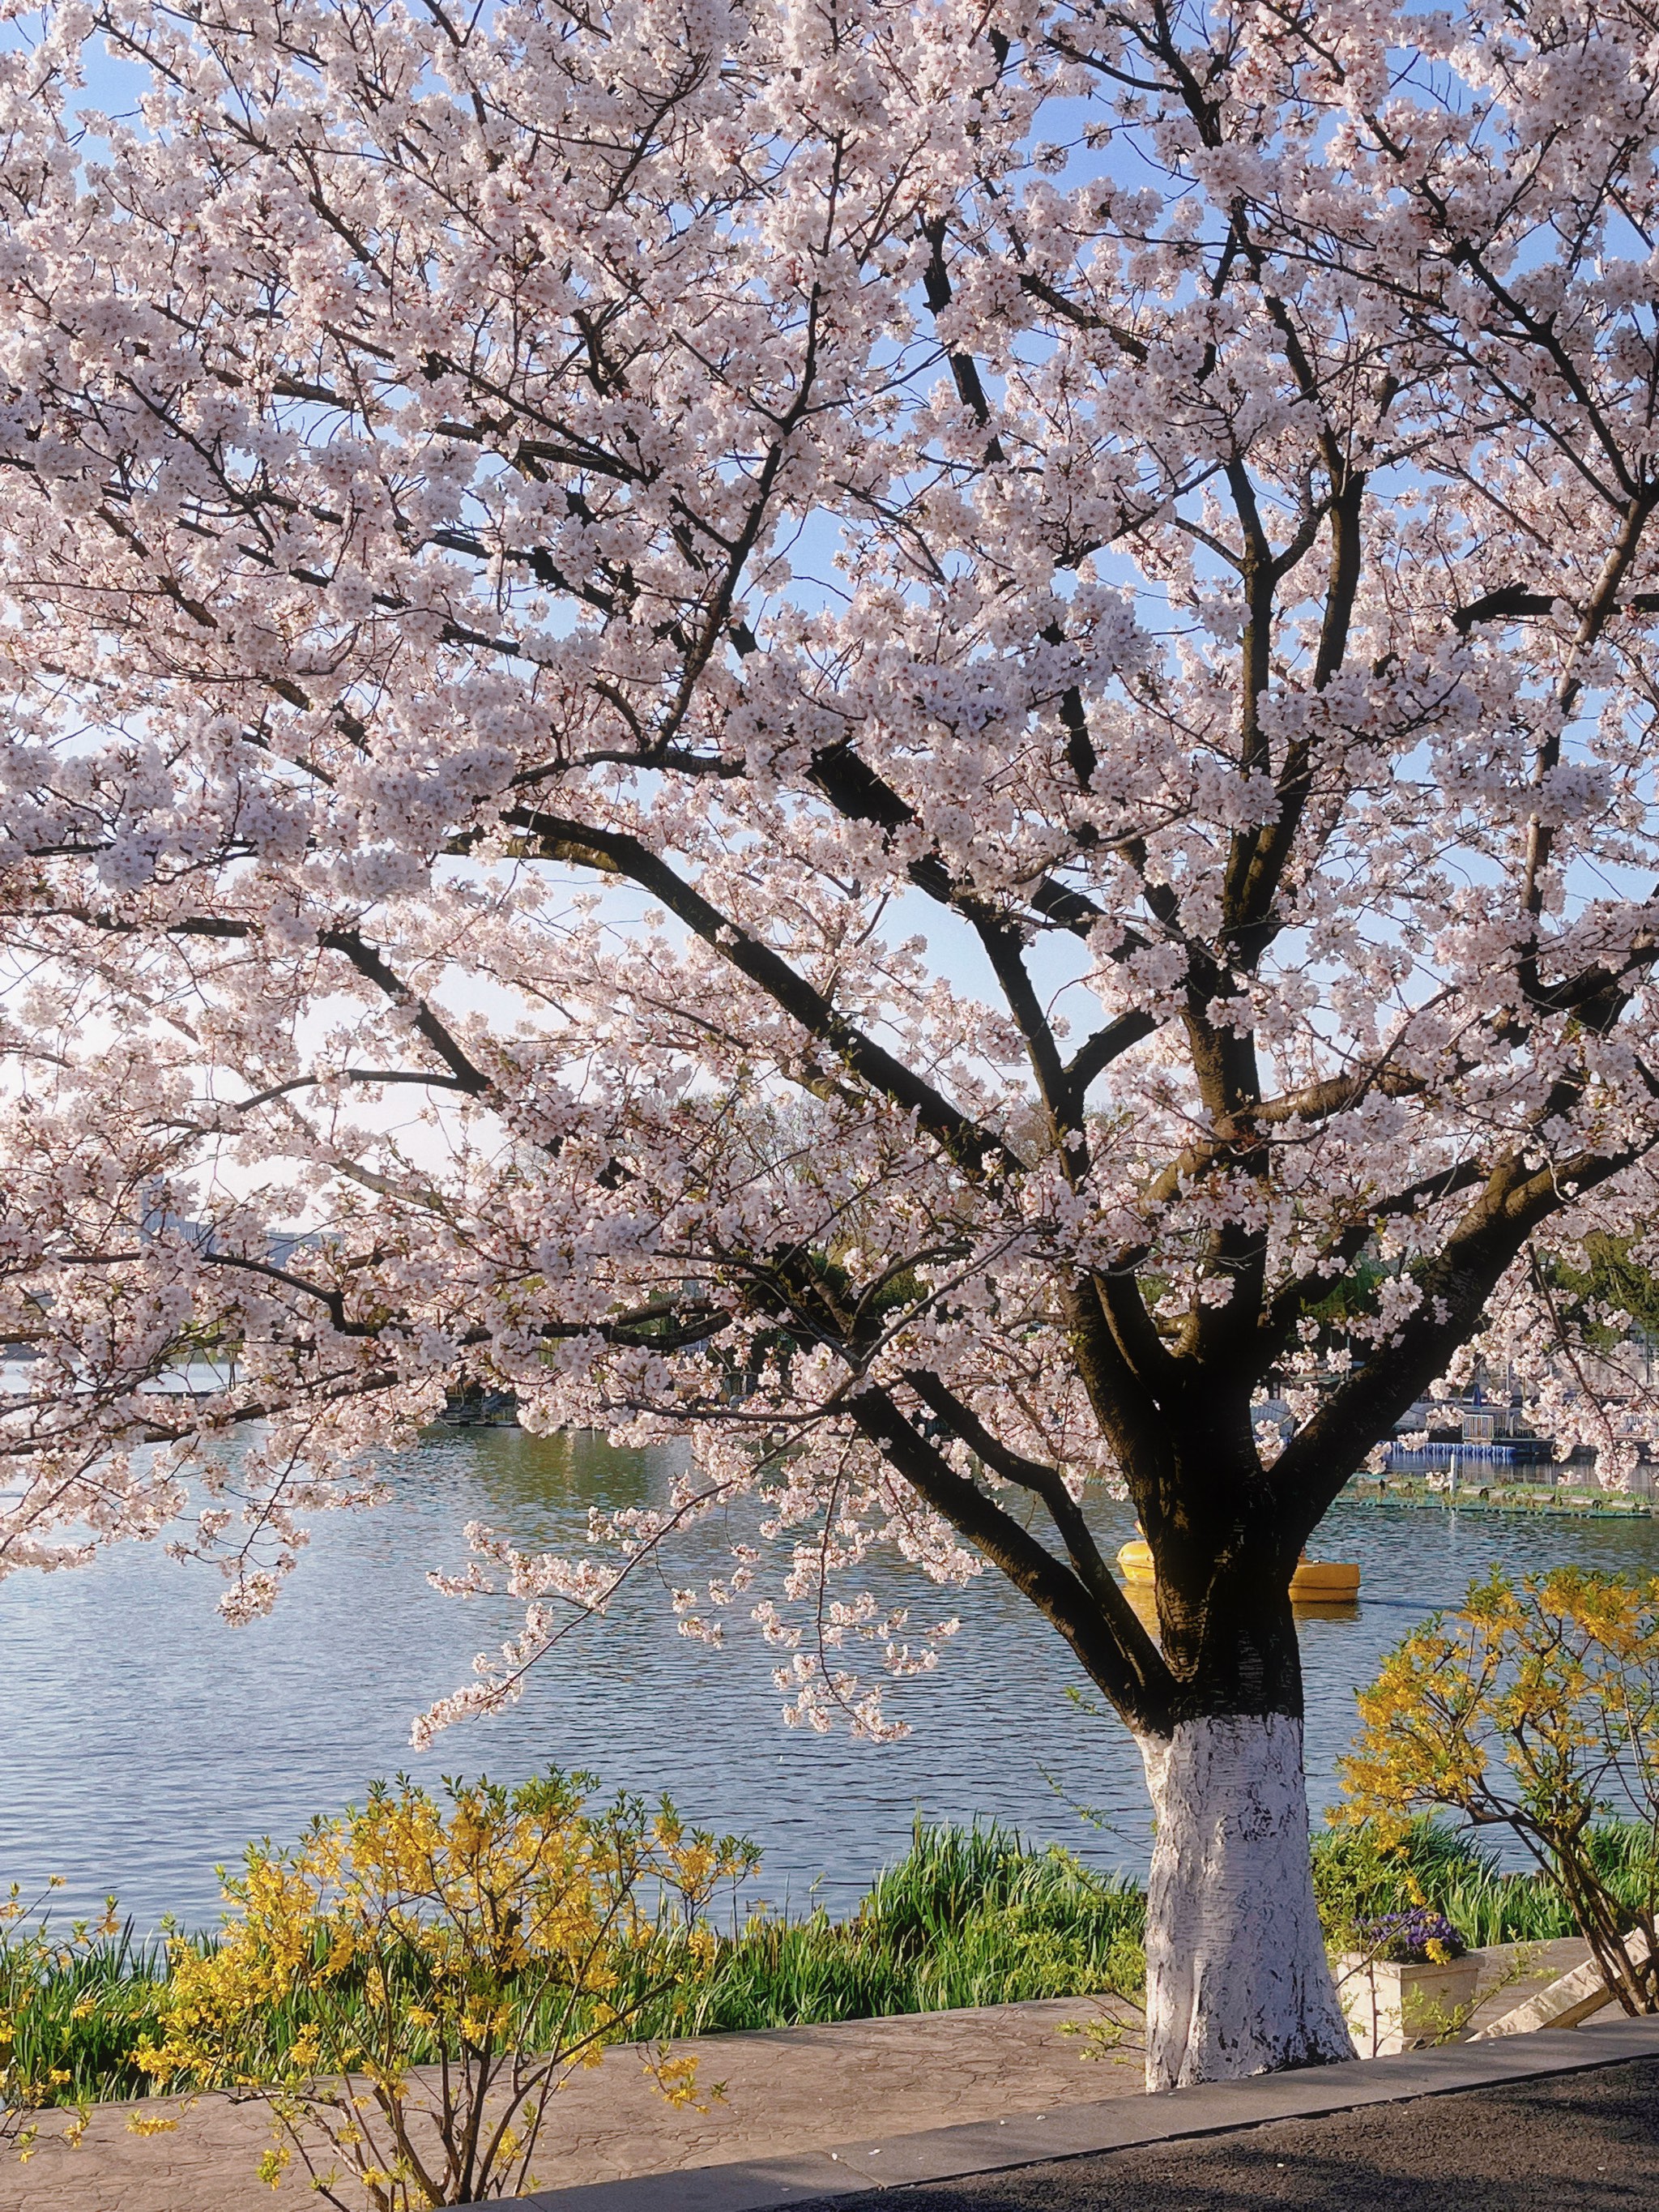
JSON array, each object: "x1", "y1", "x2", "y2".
[
  {"x1": 1340, "y1": 1569, "x2": 1659, "y2": 2011},
  {"x1": 4, "y1": 1813, "x2": 1147, "y2": 2155},
  {"x1": 136, "y1": 1771, "x2": 754, "y2": 2209}
]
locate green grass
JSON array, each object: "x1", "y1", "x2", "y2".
[
  {"x1": 7, "y1": 1814, "x2": 1655, "y2": 2112},
  {"x1": 1311, "y1": 1816, "x2": 1659, "y2": 1948},
  {"x1": 0, "y1": 1917, "x2": 173, "y2": 2109},
  {"x1": 630, "y1": 1820, "x2": 1147, "y2": 2038}
]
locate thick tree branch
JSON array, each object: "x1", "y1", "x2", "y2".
[
  {"x1": 317, "y1": 930, "x2": 493, "y2": 1097},
  {"x1": 849, "y1": 1382, "x2": 1172, "y2": 1734},
  {"x1": 902, "y1": 1366, "x2": 1125, "y2": 1612},
  {"x1": 1062, "y1": 1010, "x2": 1159, "y2": 1106},
  {"x1": 1273, "y1": 1139, "x2": 1657, "y2": 1526},
  {"x1": 501, "y1": 808, "x2": 1023, "y2": 1176}
]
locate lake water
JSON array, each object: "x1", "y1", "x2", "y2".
[{"x1": 5, "y1": 1427, "x2": 1658, "y2": 1931}]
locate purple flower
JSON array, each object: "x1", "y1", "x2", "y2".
[{"x1": 1358, "y1": 1909, "x2": 1467, "y2": 1965}]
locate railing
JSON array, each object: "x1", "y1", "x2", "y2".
[{"x1": 1386, "y1": 1441, "x2": 1518, "y2": 1470}]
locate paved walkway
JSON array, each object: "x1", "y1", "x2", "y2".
[
  {"x1": 516, "y1": 2017, "x2": 1659, "y2": 2212},
  {"x1": 0, "y1": 1942, "x2": 1593, "y2": 2212},
  {"x1": 817, "y1": 2054, "x2": 1659, "y2": 2211}
]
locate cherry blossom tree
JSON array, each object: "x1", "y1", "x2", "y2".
[{"x1": 6, "y1": 0, "x2": 1659, "y2": 2089}]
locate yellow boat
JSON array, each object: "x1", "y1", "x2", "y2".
[{"x1": 1115, "y1": 1539, "x2": 1360, "y2": 1602}]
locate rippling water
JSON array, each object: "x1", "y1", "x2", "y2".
[{"x1": 5, "y1": 1427, "x2": 1657, "y2": 1930}]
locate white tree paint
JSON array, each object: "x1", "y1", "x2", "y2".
[{"x1": 1137, "y1": 1714, "x2": 1354, "y2": 2093}]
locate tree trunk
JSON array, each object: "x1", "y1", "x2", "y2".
[{"x1": 1136, "y1": 1712, "x2": 1354, "y2": 2091}]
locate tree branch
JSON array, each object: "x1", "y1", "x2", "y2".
[
  {"x1": 849, "y1": 1382, "x2": 1171, "y2": 1733},
  {"x1": 1273, "y1": 1140, "x2": 1657, "y2": 1525},
  {"x1": 501, "y1": 809, "x2": 1023, "y2": 1176},
  {"x1": 318, "y1": 930, "x2": 493, "y2": 1097}
]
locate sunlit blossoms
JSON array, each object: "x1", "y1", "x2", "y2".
[{"x1": 6, "y1": 0, "x2": 1659, "y2": 2084}]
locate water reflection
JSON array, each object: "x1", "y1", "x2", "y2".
[{"x1": 3, "y1": 1428, "x2": 1658, "y2": 1932}]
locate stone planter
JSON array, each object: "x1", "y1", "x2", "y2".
[{"x1": 1338, "y1": 1951, "x2": 1482, "y2": 2055}]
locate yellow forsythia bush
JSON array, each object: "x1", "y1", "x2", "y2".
[
  {"x1": 138, "y1": 1770, "x2": 755, "y2": 2209},
  {"x1": 0, "y1": 1880, "x2": 100, "y2": 2164},
  {"x1": 1339, "y1": 1567, "x2": 1659, "y2": 2013}
]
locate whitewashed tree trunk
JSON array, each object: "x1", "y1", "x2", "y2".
[{"x1": 1137, "y1": 1713, "x2": 1354, "y2": 2092}]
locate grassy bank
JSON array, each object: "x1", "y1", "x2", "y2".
[
  {"x1": 2, "y1": 1822, "x2": 1145, "y2": 2112},
  {"x1": 631, "y1": 1821, "x2": 1146, "y2": 2039},
  {"x1": 5, "y1": 1817, "x2": 1653, "y2": 2112}
]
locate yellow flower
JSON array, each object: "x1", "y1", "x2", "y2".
[
  {"x1": 255, "y1": 2145, "x2": 289, "y2": 2189},
  {"x1": 126, "y1": 1769, "x2": 749, "y2": 2206}
]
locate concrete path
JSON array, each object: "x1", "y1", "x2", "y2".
[
  {"x1": 808, "y1": 2049, "x2": 1659, "y2": 2212},
  {"x1": 507, "y1": 2018, "x2": 1659, "y2": 2212},
  {"x1": 0, "y1": 1942, "x2": 1602, "y2": 2212}
]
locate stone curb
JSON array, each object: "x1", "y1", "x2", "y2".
[{"x1": 479, "y1": 2013, "x2": 1659, "y2": 2212}]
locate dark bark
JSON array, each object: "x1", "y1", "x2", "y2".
[{"x1": 1144, "y1": 1496, "x2": 1307, "y2": 1727}]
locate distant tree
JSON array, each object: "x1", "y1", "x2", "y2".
[
  {"x1": 1549, "y1": 1238, "x2": 1659, "y2": 1352},
  {"x1": 6, "y1": 0, "x2": 1659, "y2": 2088}
]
